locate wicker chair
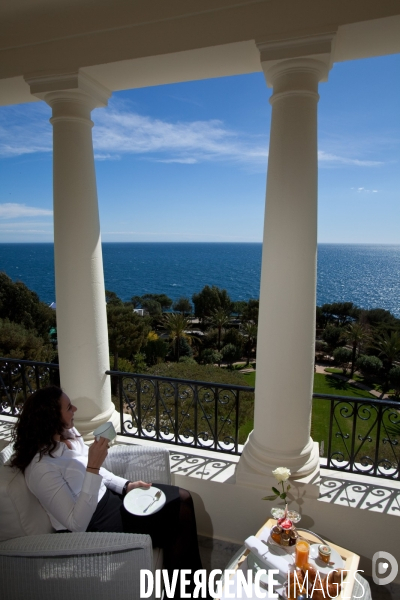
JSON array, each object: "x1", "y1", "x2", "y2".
[{"x1": 0, "y1": 443, "x2": 170, "y2": 599}]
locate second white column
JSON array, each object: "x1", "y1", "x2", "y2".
[{"x1": 237, "y1": 57, "x2": 329, "y2": 488}]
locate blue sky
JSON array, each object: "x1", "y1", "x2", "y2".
[{"x1": 0, "y1": 53, "x2": 399, "y2": 244}]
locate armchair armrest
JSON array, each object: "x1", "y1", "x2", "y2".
[
  {"x1": 104, "y1": 444, "x2": 171, "y2": 484},
  {"x1": 0, "y1": 532, "x2": 154, "y2": 600}
]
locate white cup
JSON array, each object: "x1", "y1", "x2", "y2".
[{"x1": 93, "y1": 422, "x2": 117, "y2": 443}]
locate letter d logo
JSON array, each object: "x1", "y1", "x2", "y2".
[{"x1": 372, "y1": 551, "x2": 398, "y2": 586}]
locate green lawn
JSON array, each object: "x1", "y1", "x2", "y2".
[
  {"x1": 312, "y1": 374, "x2": 399, "y2": 470},
  {"x1": 239, "y1": 372, "x2": 399, "y2": 471},
  {"x1": 324, "y1": 367, "x2": 395, "y2": 396},
  {"x1": 313, "y1": 373, "x2": 375, "y2": 398},
  {"x1": 311, "y1": 373, "x2": 374, "y2": 458},
  {"x1": 242, "y1": 371, "x2": 255, "y2": 387}
]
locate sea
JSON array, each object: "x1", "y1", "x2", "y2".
[{"x1": 0, "y1": 243, "x2": 399, "y2": 318}]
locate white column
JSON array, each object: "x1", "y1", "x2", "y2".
[
  {"x1": 236, "y1": 56, "x2": 330, "y2": 489},
  {"x1": 26, "y1": 73, "x2": 119, "y2": 437}
]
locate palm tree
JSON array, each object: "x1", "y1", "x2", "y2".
[
  {"x1": 208, "y1": 308, "x2": 231, "y2": 351},
  {"x1": 163, "y1": 313, "x2": 194, "y2": 361},
  {"x1": 341, "y1": 322, "x2": 370, "y2": 378},
  {"x1": 242, "y1": 321, "x2": 258, "y2": 366},
  {"x1": 374, "y1": 331, "x2": 400, "y2": 371}
]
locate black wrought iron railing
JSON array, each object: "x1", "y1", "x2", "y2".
[
  {"x1": 1, "y1": 357, "x2": 399, "y2": 477},
  {"x1": 106, "y1": 369, "x2": 254, "y2": 454},
  {"x1": 313, "y1": 393, "x2": 400, "y2": 480},
  {"x1": 0, "y1": 357, "x2": 60, "y2": 416}
]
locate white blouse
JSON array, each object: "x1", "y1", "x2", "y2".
[{"x1": 25, "y1": 427, "x2": 127, "y2": 532}]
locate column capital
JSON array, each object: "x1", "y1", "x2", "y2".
[
  {"x1": 24, "y1": 71, "x2": 111, "y2": 109},
  {"x1": 256, "y1": 34, "x2": 335, "y2": 87}
]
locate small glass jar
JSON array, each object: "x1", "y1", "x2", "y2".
[
  {"x1": 289, "y1": 530, "x2": 299, "y2": 546},
  {"x1": 318, "y1": 544, "x2": 332, "y2": 563},
  {"x1": 281, "y1": 532, "x2": 291, "y2": 546},
  {"x1": 271, "y1": 525, "x2": 282, "y2": 544}
]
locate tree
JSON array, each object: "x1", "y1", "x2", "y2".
[
  {"x1": 316, "y1": 306, "x2": 327, "y2": 330},
  {"x1": 320, "y1": 302, "x2": 360, "y2": 327},
  {"x1": 221, "y1": 343, "x2": 242, "y2": 368},
  {"x1": 0, "y1": 319, "x2": 55, "y2": 362},
  {"x1": 373, "y1": 331, "x2": 400, "y2": 371},
  {"x1": 172, "y1": 297, "x2": 192, "y2": 315},
  {"x1": 241, "y1": 321, "x2": 258, "y2": 366},
  {"x1": 144, "y1": 338, "x2": 169, "y2": 365},
  {"x1": 174, "y1": 337, "x2": 193, "y2": 359},
  {"x1": 322, "y1": 325, "x2": 345, "y2": 353},
  {"x1": 241, "y1": 299, "x2": 259, "y2": 325},
  {"x1": 105, "y1": 290, "x2": 123, "y2": 306},
  {"x1": 163, "y1": 313, "x2": 195, "y2": 361},
  {"x1": 107, "y1": 305, "x2": 151, "y2": 371},
  {"x1": 208, "y1": 308, "x2": 231, "y2": 351},
  {"x1": 140, "y1": 298, "x2": 162, "y2": 317},
  {"x1": 333, "y1": 347, "x2": 352, "y2": 375},
  {"x1": 130, "y1": 295, "x2": 142, "y2": 308},
  {"x1": 232, "y1": 301, "x2": 247, "y2": 318},
  {"x1": 200, "y1": 348, "x2": 222, "y2": 365},
  {"x1": 355, "y1": 355, "x2": 383, "y2": 382},
  {"x1": 341, "y1": 322, "x2": 370, "y2": 378},
  {"x1": 192, "y1": 285, "x2": 232, "y2": 323},
  {"x1": 0, "y1": 272, "x2": 56, "y2": 338},
  {"x1": 142, "y1": 294, "x2": 172, "y2": 312},
  {"x1": 360, "y1": 308, "x2": 399, "y2": 335},
  {"x1": 388, "y1": 366, "x2": 400, "y2": 398}
]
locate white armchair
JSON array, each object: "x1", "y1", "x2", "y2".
[{"x1": 0, "y1": 443, "x2": 171, "y2": 599}]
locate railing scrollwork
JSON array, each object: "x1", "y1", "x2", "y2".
[
  {"x1": 107, "y1": 370, "x2": 253, "y2": 455},
  {"x1": 0, "y1": 357, "x2": 60, "y2": 416},
  {"x1": 316, "y1": 393, "x2": 400, "y2": 480}
]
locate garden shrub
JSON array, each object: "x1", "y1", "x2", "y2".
[{"x1": 356, "y1": 354, "x2": 383, "y2": 381}]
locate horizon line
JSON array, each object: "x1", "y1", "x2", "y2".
[{"x1": 1, "y1": 241, "x2": 400, "y2": 246}]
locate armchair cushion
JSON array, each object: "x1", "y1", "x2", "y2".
[{"x1": 0, "y1": 463, "x2": 53, "y2": 542}]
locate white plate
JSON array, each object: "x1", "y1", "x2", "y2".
[
  {"x1": 309, "y1": 544, "x2": 344, "y2": 574},
  {"x1": 123, "y1": 487, "x2": 166, "y2": 516}
]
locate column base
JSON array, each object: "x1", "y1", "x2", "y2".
[
  {"x1": 235, "y1": 432, "x2": 320, "y2": 498},
  {"x1": 75, "y1": 405, "x2": 121, "y2": 440}
]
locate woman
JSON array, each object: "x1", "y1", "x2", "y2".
[{"x1": 11, "y1": 385, "x2": 203, "y2": 597}]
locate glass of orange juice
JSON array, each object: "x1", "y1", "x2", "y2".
[{"x1": 295, "y1": 539, "x2": 310, "y2": 569}]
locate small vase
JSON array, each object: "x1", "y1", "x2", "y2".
[{"x1": 271, "y1": 505, "x2": 301, "y2": 523}]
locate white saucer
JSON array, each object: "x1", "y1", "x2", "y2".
[
  {"x1": 309, "y1": 544, "x2": 344, "y2": 574},
  {"x1": 123, "y1": 487, "x2": 166, "y2": 516}
]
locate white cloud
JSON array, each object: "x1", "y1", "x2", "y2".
[
  {"x1": 156, "y1": 158, "x2": 198, "y2": 164},
  {"x1": 93, "y1": 106, "x2": 269, "y2": 166},
  {"x1": 0, "y1": 104, "x2": 52, "y2": 158},
  {"x1": 350, "y1": 187, "x2": 379, "y2": 193},
  {"x1": 0, "y1": 203, "x2": 53, "y2": 219},
  {"x1": 0, "y1": 100, "x2": 386, "y2": 171},
  {"x1": 318, "y1": 151, "x2": 382, "y2": 167}
]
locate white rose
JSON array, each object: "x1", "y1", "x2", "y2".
[{"x1": 272, "y1": 467, "x2": 291, "y2": 482}]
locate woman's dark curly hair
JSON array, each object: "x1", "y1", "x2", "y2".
[{"x1": 10, "y1": 385, "x2": 65, "y2": 473}]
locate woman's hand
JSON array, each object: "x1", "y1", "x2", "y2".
[
  {"x1": 126, "y1": 481, "x2": 151, "y2": 493},
  {"x1": 86, "y1": 437, "x2": 109, "y2": 472}
]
